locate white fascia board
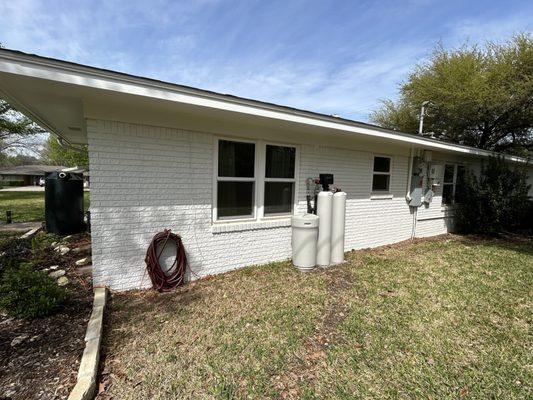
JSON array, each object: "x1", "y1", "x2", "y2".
[{"x1": 0, "y1": 51, "x2": 529, "y2": 164}]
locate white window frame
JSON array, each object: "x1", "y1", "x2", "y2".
[
  {"x1": 212, "y1": 137, "x2": 299, "y2": 223},
  {"x1": 261, "y1": 142, "x2": 298, "y2": 218},
  {"x1": 441, "y1": 163, "x2": 465, "y2": 206},
  {"x1": 213, "y1": 137, "x2": 258, "y2": 222},
  {"x1": 371, "y1": 154, "x2": 392, "y2": 193}
]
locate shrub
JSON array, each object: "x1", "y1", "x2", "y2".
[
  {"x1": 31, "y1": 232, "x2": 60, "y2": 252},
  {"x1": 0, "y1": 237, "x2": 32, "y2": 275},
  {"x1": 0, "y1": 263, "x2": 67, "y2": 318},
  {"x1": 7, "y1": 180, "x2": 24, "y2": 186},
  {"x1": 455, "y1": 157, "x2": 532, "y2": 235}
]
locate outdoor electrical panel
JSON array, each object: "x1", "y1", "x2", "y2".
[{"x1": 408, "y1": 157, "x2": 424, "y2": 207}]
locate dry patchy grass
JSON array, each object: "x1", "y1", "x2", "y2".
[{"x1": 99, "y1": 235, "x2": 532, "y2": 400}]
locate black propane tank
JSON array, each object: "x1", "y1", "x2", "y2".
[{"x1": 45, "y1": 171, "x2": 85, "y2": 235}]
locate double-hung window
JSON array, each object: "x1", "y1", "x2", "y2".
[
  {"x1": 442, "y1": 164, "x2": 465, "y2": 205},
  {"x1": 372, "y1": 156, "x2": 391, "y2": 192},
  {"x1": 215, "y1": 139, "x2": 296, "y2": 221},
  {"x1": 264, "y1": 145, "x2": 296, "y2": 215},
  {"x1": 216, "y1": 140, "x2": 256, "y2": 219}
]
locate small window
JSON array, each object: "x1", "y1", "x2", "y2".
[
  {"x1": 442, "y1": 164, "x2": 466, "y2": 205},
  {"x1": 264, "y1": 145, "x2": 296, "y2": 215},
  {"x1": 372, "y1": 156, "x2": 391, "y2": 192},
  {"x1": 443, "y1": 164, "x2": 455, "y2": 184},
  {"x1": 216, "y1": 140, "x2": 255, "y2": 219}
]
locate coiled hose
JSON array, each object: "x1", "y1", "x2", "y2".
[{"x1": 145, "y1": 229, "x2": 188, "y2": 292}]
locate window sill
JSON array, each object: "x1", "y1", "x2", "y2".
[
  {"x1": 212, "y1": 217, "x2": 292, "y2": 233},
  {"x1": 370, "y1": 193, "x2": 393, "y2": 200}
]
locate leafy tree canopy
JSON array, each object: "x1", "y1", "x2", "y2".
[
  {"x1": 371, "y1": 34, "x2": 533, "y2": 156},
  {"x1": 0, "y1": 153, "x2": 40, "y2": 167},
  {"x1": 0, "y1": 100, "x2": 45, "y2": 161},
  {"x1": 41, "y1": 135, "x2": 88, "y2": 168}
]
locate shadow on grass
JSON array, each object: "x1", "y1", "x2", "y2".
[{"x1": 458, "y1": 233, "x2": 533, "y2": 257}]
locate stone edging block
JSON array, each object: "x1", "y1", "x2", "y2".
[{"x1": 68, "y1": 287, "x2": 107, "y2": 400}]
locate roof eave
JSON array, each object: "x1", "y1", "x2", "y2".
[{"x1": 0, "y1": 48, "x2": 530, "y2": 164}]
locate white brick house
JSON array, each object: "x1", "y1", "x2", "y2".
[{"x1": 1, "y1": 49, "x2": 531, "y2": 291}]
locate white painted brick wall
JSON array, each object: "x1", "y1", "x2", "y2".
[
  {"x1": 87, "y1": 119, "x2": 458, "y2": 291},
  {"x1": 297, "y1": 145, "x2": 414, "y2": 249}
]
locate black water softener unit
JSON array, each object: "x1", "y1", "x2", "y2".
[{"x1": 45, "y1": 171, "x2": 85, "y2": 235}]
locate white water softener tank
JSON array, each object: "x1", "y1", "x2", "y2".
[
  {"x1": 331, "y1": 191, "x2": 347, "y2": 264},
  {"x1": 316, "y1": 191, "x2": 333, "y2": 267},
  {"x1": 291, "y1": 213, "x2": 319, "y2": 272}
]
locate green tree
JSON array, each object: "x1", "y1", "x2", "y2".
[
  {"x1": 41, "y1": 135, "x2": 88, "y2": 168},
  {"x1": 0, "y1": 100, "x2": 44, "y2": 162},
  {"x1": 371, "y1": 34, "x2": 533, "y2": 155},
  {"x1": 454, "y1": 157, "x2": 531, "y2": 235}
]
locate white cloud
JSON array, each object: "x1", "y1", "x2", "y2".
[
  {"x1": 447, "y1": 13, "x2": 532, "y2": 47},
  {"x1": 1, "y1": 1, "x2": 531, "y2": 124}
]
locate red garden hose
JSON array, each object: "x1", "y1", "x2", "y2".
[{"x1": 145, "y1": 229, "x2": 188, "y2": 292}]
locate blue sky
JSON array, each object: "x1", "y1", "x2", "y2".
[{"x1": 1, "y1": 0, "x2": 532, "y2": 121}]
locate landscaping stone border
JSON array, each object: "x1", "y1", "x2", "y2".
[
  {"x1": 68, "y1": 287, "x2": 108, "y2": 400},
  {"x1": 19, "y1": 225, "x2": 43, "y2": 239}
]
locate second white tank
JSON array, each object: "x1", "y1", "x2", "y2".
[
  {"x1": 331, "y1": 191, "x2": 347, "y2": 264},
  {"x1": 316, "y1": 191, "x2": 333, "y2": 267}
]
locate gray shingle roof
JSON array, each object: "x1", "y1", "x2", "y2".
[{"x1": 0, "y1": 165, "x2": 67, "y2": 176}]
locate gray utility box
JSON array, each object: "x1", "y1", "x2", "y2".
[{"x1": 409, "y1": 157, "x2": 424, "y2": 207}]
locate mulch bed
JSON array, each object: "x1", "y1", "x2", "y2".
[{"x1": 0, "y1": 233, "x2": 93, "y2": 400}]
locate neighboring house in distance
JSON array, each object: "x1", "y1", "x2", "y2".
[
  {"x1": 0, "y1": 164, "x2": 66, "y2": 186},
  {"x1": 0, "y1": 49, "x2": 532, "y2": 291}
]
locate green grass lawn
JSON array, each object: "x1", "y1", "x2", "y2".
[
  {"x1": 0, "y1": 191, "x2": 90, "y2": 223},
  {"x1": 100, "y1": 236, "x2": 532, "y2": 400}
]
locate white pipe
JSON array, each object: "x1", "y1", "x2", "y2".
[
  {"x1": 418, "y1": 106, "x2": 425, "y2": 135},
  {"x1": 412, "y1": 207, "x2": 418, "y2": 238},
  {"x1": 419, "y1": 101, "x2": 430, "y2": 135}
]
